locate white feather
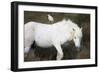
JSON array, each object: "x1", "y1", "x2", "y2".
[{"x1": 48, "y1": 14, "x2": 54, "y2": 22}]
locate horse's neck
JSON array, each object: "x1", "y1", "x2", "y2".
[
  {"x1": 53, "y1": 19, "x2": 77, "y2": 28},
  {"x1": 53, "y1": 20, "x2": 67, "y2": 29}
]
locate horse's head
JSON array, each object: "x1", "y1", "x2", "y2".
[
  {"x1": 72, "y1": 27, "x2": 82, "y2": 50},
  {"x1": 60, "y1": 19, "x2": 83, "y2": 50}
]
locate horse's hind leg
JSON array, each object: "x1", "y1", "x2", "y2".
[
  {"x1": 24, "y1": 47, "x2": 30, "y2": 53},
  {"x1": 53, "y1": 43, "x2": 63, "y2": 60}
]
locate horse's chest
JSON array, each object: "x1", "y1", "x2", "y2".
[
  {"x1": 58, "y1": 34, "x2": 68, "y2": 44},
  {"x1": 53, "y1": 29, "x2": 69, "y2": 44}
]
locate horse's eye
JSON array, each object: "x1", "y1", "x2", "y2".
[{"x1": 73, "y1": 28, "x2": 75, "y2": 31}]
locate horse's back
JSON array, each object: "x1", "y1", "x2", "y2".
[{"x1": 34, "y1": 24, "x2": 53, "y2": 47}]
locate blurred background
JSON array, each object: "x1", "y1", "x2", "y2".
[{"x1": 24, "y1": 11, "x2": 90, "y2": 61}]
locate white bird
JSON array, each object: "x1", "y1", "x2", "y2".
[{"x1": 47, "y1": 14, "x2": 54, "y2": 22}]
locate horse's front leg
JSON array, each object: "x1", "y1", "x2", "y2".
[{"x1": 53, "y1": 43, "x2": 63, "y2": 60}]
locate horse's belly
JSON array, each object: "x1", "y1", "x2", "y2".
[
  {"x1": 35, "y1": 39, "x2": 52, "y2": 47},
  {"x1": 35, "y1": 27, "x2": 53, "y2": 47}
]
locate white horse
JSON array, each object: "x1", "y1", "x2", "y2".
[{"x1": 24, "y1": 19, "x2": 82, "y2": 60}]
